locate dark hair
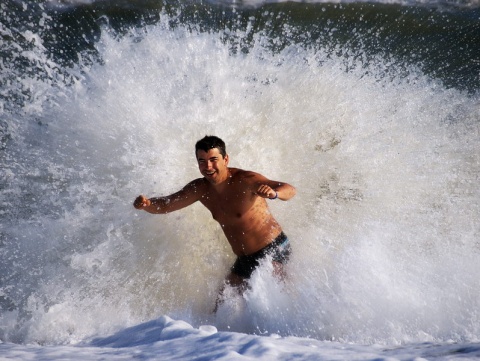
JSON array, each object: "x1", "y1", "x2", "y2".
[{"x1": 195, "y1": 135, "x2": 227, "y2": 158}]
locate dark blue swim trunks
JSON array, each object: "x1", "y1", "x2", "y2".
[{"x1": 231, "y1": 232, "x2": 291, "y2": 279}]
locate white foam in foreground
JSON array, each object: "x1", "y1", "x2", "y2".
[{"x1": 1, "y1": 316, "x2": 480, "y2": 360}]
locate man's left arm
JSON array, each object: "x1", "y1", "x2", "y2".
[{"x1": 252, "y1": 173, "x2": 296, "y2": 201}]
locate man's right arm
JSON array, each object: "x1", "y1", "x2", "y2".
[{"x1": 133, "y1": 178, "x2": 206, "y2": 214}]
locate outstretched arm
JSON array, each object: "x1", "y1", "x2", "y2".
[{"x1": 133, "y1": 179, "x2": 206, "y2": 214}]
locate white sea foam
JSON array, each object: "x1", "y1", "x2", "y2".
[
  {"x1": 1, "y1": 316, "x2": 480, "y2": 360},
  {"x1": 1, "y1": 11, "x2": 479, "y2": 352}
]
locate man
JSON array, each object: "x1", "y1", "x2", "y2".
[{"x1": 133, "y1": 135, "x2": 296, "y2": 308}]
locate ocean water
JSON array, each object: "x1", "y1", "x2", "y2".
[{"x1": 1, "y1": 0, "x2": 479, "y2": 358}]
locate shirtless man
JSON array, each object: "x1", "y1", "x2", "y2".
[{"x1": 133, "y1": 135, "x2": 296, "y2": 307}]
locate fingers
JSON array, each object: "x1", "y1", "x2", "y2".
[
  {"x1": 133, "y1": 195, "x2": 150, "y2": 209},
  {"x1": 256, "y1": 185, "x2": 276, "y2": 199}
]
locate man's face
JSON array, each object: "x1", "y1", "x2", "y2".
[{"x1": 196, "y1": 148, "x2": 229, "y2": 185}]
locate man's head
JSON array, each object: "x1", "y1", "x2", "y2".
[
  {"x1": 195, "y1": 136, "x2": 229, "y2": 185},
  {"x1": 195, "y1": 136, "x2": 227, "y2": 159}
]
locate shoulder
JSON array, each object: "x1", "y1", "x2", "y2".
[
  {"x1": 230, "y1": 168, "x2": 269, "y2": 185},
  {"x1": 230, "y1": 168, "x2": 258, "y2": 179},
  {"x1": 184, "y1": 178, "x2": 208, "y2": 193}
]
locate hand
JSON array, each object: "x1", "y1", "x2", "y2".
[
  {"x1": 256, "y1": 185, "x2": 277, "y2": 199},
  {"x1": 133, "y1": 195, "x2": 151, "y2": 209}
]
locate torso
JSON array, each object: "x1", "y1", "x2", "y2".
[{"x1": 197, "y1": 168, "x2": 282, "y2": 256}]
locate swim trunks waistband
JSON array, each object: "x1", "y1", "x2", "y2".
[
  {"x1": 251, "y1": 231, "x2": 289, "y2": 258},
  {"x1": 230, "y1": 232, "x2": 291, "y2": 279}
]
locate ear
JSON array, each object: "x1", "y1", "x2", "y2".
[{"x1": 224, "y1": 154, "x2": 229, "y2": 165}]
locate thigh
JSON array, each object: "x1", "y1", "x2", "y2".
[
  {"x1": 272, "y1": 260, "x2": 287, "y2": 280},
  {"x1": 225, "y1": 271, "x2": 247, "y2": 289}
]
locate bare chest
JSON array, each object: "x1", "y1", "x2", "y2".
[{"x1": 200, "y1": 186, "x2": 256, "y2": 221}]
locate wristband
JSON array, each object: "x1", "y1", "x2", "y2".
[{"x1": 270, "y1": 191, "x2": 278, "y2": 200}]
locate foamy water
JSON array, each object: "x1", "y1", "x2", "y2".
[{"x1": 1, "y1": 2, "x2": 479, "y2": 352}]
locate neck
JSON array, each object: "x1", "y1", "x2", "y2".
[{"x1": 211, "y1": 168, "x2": 231, "y2": 191}]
